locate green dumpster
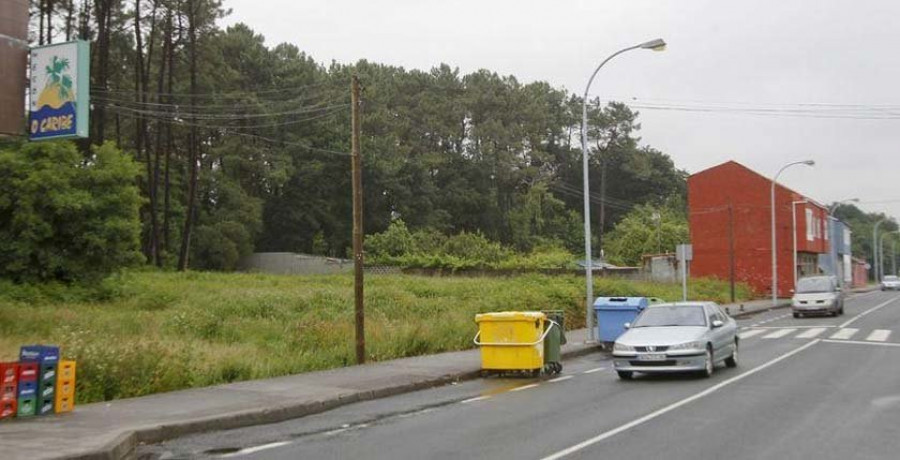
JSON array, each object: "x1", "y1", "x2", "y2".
[{"x1": 542, "y1": 310, "x2": 566, "y2": 374}]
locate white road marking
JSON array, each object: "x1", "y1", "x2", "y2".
[
  {"x1": 510, "y1": 383, "x2": 540, "y2": 392},
  {"x1": 583, "y1": 367, "x2": 606, "y2": 374},
  {"x1": 762, "y1": 328, "x2": 797, "y2": 339},
  {"x1": 538, "y1": 340, "x2": 820, "y2": 460},
  {"x1": 746, "y1": 325, "x2": 837, "y2": 329},
  {"x1": 822, "y1": 339, "x2": 900, "y2": 348},
  {"x1": 829, "y1": 328, "x2": 859, "y2": 340},
  {"x1": 548, "y1": 375, "x2": 573, "y2": 383},
  {"x1": 461, "y1": 395, "x2": 492, "y2": 404},
  {"x1": 866, "y1": 329, "x2": 892, "y2": 342},
  {"x1": 839, "y1": 297, "x2": 899, "y2": 328},
  {"x1": 795, "y1": 328, "x2": 828, "y2": 339},
  {"x1": 738, "y1": 329, "x2": 767, "y2": 339},
  {"x1": 220, "y1": 441, "x2": 291, "y2": 457}
]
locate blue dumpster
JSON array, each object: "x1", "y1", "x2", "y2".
[{"x1": 594, "y1": 297, "x2": 650, "y2": 343}]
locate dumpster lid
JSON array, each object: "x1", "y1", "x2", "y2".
[
  {"x1": 593, "y1": 296, "x2": 649, "y2": 310},
  {"x1": 475, "y1": 311, "x2": 546, "y2": 322}
]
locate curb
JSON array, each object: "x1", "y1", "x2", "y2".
[{"x1": 57, "y1": 344, "x2": 600, "y2": 460}]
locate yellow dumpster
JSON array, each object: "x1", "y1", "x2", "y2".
[{"x1": 474, "y1": 311, "x2": 547, "y2": 374}]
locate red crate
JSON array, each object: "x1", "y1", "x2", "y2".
[
  {"x1": 0, "y1": 362, "x2": 18, "y2": 385},
  {"x1": 0, "y1": 399, "x2": 15, "y2": 420},
  {"x1": 17, "y1": 362, "x2": 38, "y2": 382},
  {"x1": 1, "y1": 382, "x2": 16, "y2": 402}
]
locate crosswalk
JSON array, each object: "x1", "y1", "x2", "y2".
[{"x1": 739, "y1": 327, "x2": 895, "y2": 343}]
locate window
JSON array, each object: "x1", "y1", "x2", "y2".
[{"x1": 806, "y1": 209, "x2": 814, "y2": 241}]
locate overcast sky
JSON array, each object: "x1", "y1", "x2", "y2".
[{"x1": 224, "y1": 0, "x2": 900, "y2": 222}]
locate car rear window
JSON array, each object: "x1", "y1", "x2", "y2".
[{"x1": 796, "y1": 277, "x2": 833, "y2": 293}]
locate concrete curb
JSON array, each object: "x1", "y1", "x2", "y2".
[{"x1": 57, "y1": 344, "x2": 600, "y2": 460}]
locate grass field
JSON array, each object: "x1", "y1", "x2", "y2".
[{"x1": 0, "y1": 271, "x2": 752, "y2": 403}]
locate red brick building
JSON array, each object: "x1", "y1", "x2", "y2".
[{"x1": 688, "y1": 161, "x2": 829, "y2": 298}]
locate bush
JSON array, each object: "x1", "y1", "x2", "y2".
[{"x1": 0, "y1": 141, "x2": 143, "y2": 283}]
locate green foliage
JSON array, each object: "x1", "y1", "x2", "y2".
[
  {"x1": 0, "y1": 271, "x2": 751, "y2": 403},
  {"x1": 605, "y1": 203, "x2": 690, "y2": 266},
  {"x1": 0, "y1": 141, "x2": 143, "y2": 283}
]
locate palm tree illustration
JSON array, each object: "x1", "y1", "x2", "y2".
[{"x1": 44, "y1": 56, "x2": 74, "y2": 101}]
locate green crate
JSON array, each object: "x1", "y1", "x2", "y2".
[{"x1": 17, "y1": 396, "x2": 35, "y2": 417}]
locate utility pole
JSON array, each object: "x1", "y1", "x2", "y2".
[
  {"x1": 351, "y1": 75, "x2": 365, "y2": 365},
  {"x1": 728, "y1": 204, "x2": 736, "y2": 303}
]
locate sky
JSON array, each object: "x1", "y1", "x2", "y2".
[{"x1": 223, "y1": 0, "x2": 900, "y2": 222}]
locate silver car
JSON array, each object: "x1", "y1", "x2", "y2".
[
  {"x1": 792, "y1": 276, "x2": 844, "y2": 317},
  {"x1": 881, "y1": 275, "x2": 900, "y2": 291},
  {"x1": 612, "y1": 302, "x2": 738, "y2": 380}
]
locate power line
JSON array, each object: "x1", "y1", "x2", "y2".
[
  {"x1": 97, "y1": 100, "x2": 350, "y2": 120},
  {"x1": 103, "y1": 103, "x2": 347, "y2": 129}
]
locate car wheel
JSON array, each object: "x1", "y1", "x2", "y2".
[
  {"x1": 617, "y1": 370, "x2": 633, "y2": 380},
  {"x1": 725, "y1": 340, "x2": 738, "y2": 368},
  {"x1": 700, "y1": 346, "x2": 714, "y2": 378},
  {"x1": 793, "y1": 312, "x2": 801, "y2": 318}
]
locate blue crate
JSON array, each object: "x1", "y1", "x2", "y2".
[
  {"x1": 19, "y1": 345, "x2": 60, "y2": 364},
  {"x1": 17, "y1": 380, "x2": 37, "y2": 398}
]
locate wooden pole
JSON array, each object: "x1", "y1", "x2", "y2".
[
  {"x1": 0, "y1": 0, "x2": 29, "y2": 136},
  {"x1": 351, "y1": 75, "x2": 365, "y2": 364}
]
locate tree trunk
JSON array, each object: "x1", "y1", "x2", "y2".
[{"x1": 178, "y1": 0, "x2": 199, "y2": 271}]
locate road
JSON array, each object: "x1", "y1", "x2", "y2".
[{"x1": 141, "y1": 290, "x2": 900, "y2": 460}]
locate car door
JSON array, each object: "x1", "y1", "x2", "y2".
[
  {"x1": 705, "y1": 305, "x2": 729, "y2": 359},
  {"x1": 714, "y1": 304, "x2": 737, "y2": 355}
]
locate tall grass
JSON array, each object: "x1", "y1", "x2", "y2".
[{"x1": 0, "y1": 271, "x2": 751, "y2": 403}]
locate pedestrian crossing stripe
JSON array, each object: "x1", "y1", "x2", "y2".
[{"x1": 739, "y1": 327, "x2": 896, "y2": 343}]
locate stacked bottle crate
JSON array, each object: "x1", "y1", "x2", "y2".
[{"x1": 0, "y1": 362, "x2": 18, "y2": 419}]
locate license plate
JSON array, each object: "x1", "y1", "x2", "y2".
[{"x1": 637, "y1": 353, "x2": 666, "y2": 361}]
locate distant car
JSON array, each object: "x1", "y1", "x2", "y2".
[
  {"x1": 881, "y1": 275, "x2": 900, "y2": 291},
  {"x1": 612, "y1": 302, "x2": 738, "y2": 380},
  {"x1": 792, "y1": 276, "x2": 844, "y2": 318}
]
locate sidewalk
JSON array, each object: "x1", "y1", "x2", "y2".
[
  {"x1": 3, "y1": 291, "x2": 879, "y2": 459},
  {"x1": 0, "y1": 329, "x2": 597, "y2": 460}
]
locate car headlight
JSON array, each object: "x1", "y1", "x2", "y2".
[
  {"x1": 613, "y1": 342, "x2": 635, "y2": 352},
  {"x1": 669, "y1": 341, "x2": 704, "y2": 351}
]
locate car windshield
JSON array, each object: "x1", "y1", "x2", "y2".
[
  {"x1": 796, "y1": 277, "x2": 833, "y2": 293},
  {"x1": 632, "y1": 305, "x2": 707, "y2": 327},
  {"x1": 885, "y1": 276, "x2": 899, "y2": 282}
]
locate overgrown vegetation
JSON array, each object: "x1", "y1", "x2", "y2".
[
  {"x1": 0, "y1": 141, "x2": 142, "y2": 283},
  {"x1": 0, "y1": 271, "x2": 750, "y2": 403}
]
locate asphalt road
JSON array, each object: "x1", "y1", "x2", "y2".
[{"x1": 141, "y1": 290, "x2": 900, "y2": 460}]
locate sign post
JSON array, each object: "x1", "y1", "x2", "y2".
[
  {"x1": 29, "y1": 40, "x2": 90, "y2": 141},
  {"x1": 677, "y1": 244, "x2": 693, "y2": 302}
]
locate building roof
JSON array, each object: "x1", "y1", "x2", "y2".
[{"x1": 690, "y1": 160, "x2": 828, "y2": 210}]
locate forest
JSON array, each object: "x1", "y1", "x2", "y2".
[{"x1": 23, "y1": 0, "x2": 690, "y2": 273}]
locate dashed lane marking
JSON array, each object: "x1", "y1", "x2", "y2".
[
  {"x1": 510, "y1": 383, "x2": 540, "y2": 392},
  {"x1": 461, "y1": 395, "x2": 492, "y2": 404},
  {"x1": 829, "y1": 328, "x2": 859, "y2": 340},
  {"x1": 738, "y1": 329, "x2": 768, "y2": 339},
  {"x1": 549, "y1": 375, "x2": 573, "y2": 383},
  {"x1": 583, "y1": 367, "x2": 606, "y2": 374}
]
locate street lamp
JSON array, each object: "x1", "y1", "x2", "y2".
[
  {"x1": 873, "y1": 218, "x2": 886, "y2": 282},
  {"x1": 829, "y1": 198, "x2": 859, "y2": 215},
  {"x1": 792, "y1": 199, "x2": 808, "y2": 289},
  {"x1": 581, "y1": 38, "x2": 666, "y2": 341},
  {"x1": 771, "y1": 160, "x2": 815, "y2": 307}
]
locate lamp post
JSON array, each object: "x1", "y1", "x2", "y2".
[
  {"x1": 581, "y1": 38, "x2": 666, "y2": 341},
  {"x1": 874, "y1": 219, "x2": 886, "y2": 283},
  {"x1": 827, "y1": 199, "x2": 858, "y2": 287},
  {"x1": 771, "y1": 160, "x2": 815, "y2": 307},
  {"x1": 792, "y1": 199, "x2": 808, "y2": 289}
]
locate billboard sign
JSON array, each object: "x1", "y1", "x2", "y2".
[{"x1": 29, "y1": 40, "x2": 89, "y2": 140}]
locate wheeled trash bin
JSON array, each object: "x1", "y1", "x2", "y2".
[
  {"x1": 594, "y1": 297, "x2": 649, "y2": 346},
  {"x1": 474, "y1": 311, "x2": 559, "y2": 376},
  {"x1": 542, "y1": 310, "x2": 566, "y2": 374}
]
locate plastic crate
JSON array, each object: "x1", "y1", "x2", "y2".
[
  {"x1": 38, "y1": 380, "x2": 55, "y2": 400},
  {"x1": 0, "y1": 399, "x2": 15, "y2": 420},
  {"x1": 17, "y1": 362, "x2": 38, "y2": 382},
  {"x1": 0, "y1": 362, "x2": 18, "y2": 385},
  {"x1": 39, "y1": 362, "x2": 57, "y2": 386},
  {"x1": 19, "y1": 345, "x2": 59, "y2": 365},
  {"x1": 55, "y1": 393, "x2": 74, "y2": 414},
  {"x1": 58, "y1": 360, "x2": 76, "y2": 381},
  {"x1": 1, "y1": 381, "x2": 16, "y2": 402},
  {"x1": 16, "y1": 380, "x2": 37, "y2": 399},
  {"x1": 16, "y1": 396, "x2": 35, "y2": 417},
  {"x1": 37, "y1": 396, "x2": 55, "y2": 416}
]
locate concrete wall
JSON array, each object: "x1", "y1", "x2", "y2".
[{"x1": 237, "y1": 253, "x2": 352, "y2": 275}]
